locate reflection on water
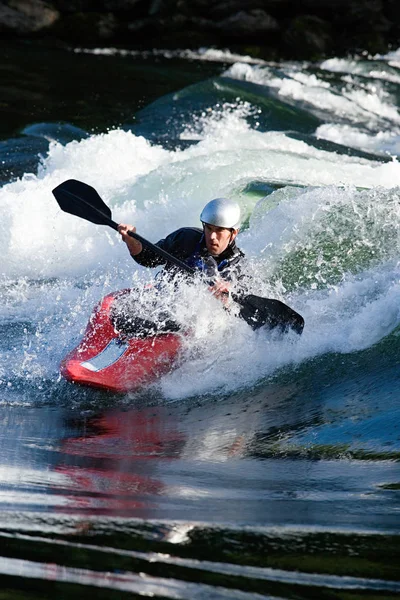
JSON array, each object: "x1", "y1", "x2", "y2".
[
  {"x1": 0, "y1": 374, "x2": 400, "y2": 595},
  {"x1": 57, "y1": 408, "x2": 186, "y2": 514},
  {"x1": 0, "y1": 377, "x2": 399, "y2": 523}
]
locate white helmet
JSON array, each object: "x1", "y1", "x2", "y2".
[{"x1": 200, "y1": 198, "x2": 241, "y2": 230}]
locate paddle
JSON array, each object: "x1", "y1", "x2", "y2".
[{"x1": 52, "y1": 179, "x2": 304, "y2": 335}]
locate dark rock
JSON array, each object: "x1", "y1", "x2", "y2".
[
  {"x1": 328, "y1": 0, "x2": 391, "y2": 54},
  {"x1": 292, "y1": 0, "x2": 389, "y2": 33},
  {"x1": 210, "y1": 1, "x2": 267, "y2": 19},
  {"x1": 384, "y1": 0, "x2": 400, "y2": 23},
  {"x1": 175, "y1": 0, "x2": 212, "y2": 16},
  {"x1": 282, "y1": 0, "x2": 391, "y2": 55},
  {"x1": 128, "y1": 13, "x2": 213, "y2": 33},
  {"x1": 128, "y1": 12, "x2": 189, "y2": 33},
  {"x1": 149, "y1": 0, "x2": 168, "y2": 15},
  {"x1": 50, "y1": 11, "x2": 118, "y2": 42},
  {"x1": 343, "y1": 0, "x2": 389, "y2": 30},
  {"x1": 295, "y1": 0, "x2": 361, "y2": 9},
  {"x1": 384, "y1": 0, "x2": 400, "y2": 45},
  {"x1": 103, "y1": 0, "x2": 142, "y2": 9},
  {"x1": 178, "y1": 0, "x2": 266, "y2": 19},
  {"x1": 0, "y1": 0, "x2": 399, "y2": 60},
  {"x1": 0, "y1": 0, "x2": 59, "y2": 34},
  {"x1": 97, "y1": 11, "x2": 118, "y2": 38},
  {"x1": 126, "y1": 13, "x2": 220, "y2": 46},
  {"x1": 217, "y1": 9, "x2": 279, "y2": 38},
  {"x1": 102, "y1": 0, "x2": 155, "y2": 14},
  {"x1": 283, "y1": 15, "x2": 332, "y2": 59},
  {"x1": 51, "y1": 0, "x2": 96, "y2": 12},
  {"x1": 126, "y1": 15, "x2": 152, "y2": 33}
]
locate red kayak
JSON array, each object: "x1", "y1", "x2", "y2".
[{"x1": 60, "y1": 290, "x2": 183, "y2": 393}]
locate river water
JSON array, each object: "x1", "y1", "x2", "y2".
[{"x1": 0, "y1": 41, "x2": 400, "y2": 598}]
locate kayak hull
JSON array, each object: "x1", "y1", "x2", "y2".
[{"x1": 60, "y1": 291, "x2": 182, "y2": 393}]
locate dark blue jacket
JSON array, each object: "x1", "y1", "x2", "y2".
[{"x1": 133, "y1": 227, "x2": 245, "y2": 283}]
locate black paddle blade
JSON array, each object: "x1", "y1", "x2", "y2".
[
  {"x1": 238, "y1": 294, "x2": 304, "y2": 335},
  {"x1": 52, "y1": 179, "x2": 114, "y2": 227}
]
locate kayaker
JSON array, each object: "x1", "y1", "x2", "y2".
[{"x1": 118, "y1": 198, "x2": 245, "y2": 301}]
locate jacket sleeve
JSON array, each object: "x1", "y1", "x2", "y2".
[
  {"x1": 131, "y1": 237, "x2": 169, "y2": 268},
  {"x1": 132, "y1": 228, "x2": 202, "y2": 269}
]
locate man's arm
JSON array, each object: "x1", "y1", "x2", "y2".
[
  {"x1": 118, "y1": 226, "x2": 203, "y2": 269},
  {"x1": 118, "y1": 223, "x2": 168, "y2": 268}
]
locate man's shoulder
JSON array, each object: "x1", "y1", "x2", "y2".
[
  {"x1": 165, "y1": 227, "x2": 203, "y2": 245},
  {"x1": 159, "y1": 227, "x2": 203, "y2": 257},
  {"x1": 170, "y1": 227, "x2": 203, "y2": 237}
]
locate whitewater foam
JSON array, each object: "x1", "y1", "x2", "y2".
[
  {"x1": 73, "y1": 46, "x2": 266, "y2": 65},
  {"x1": 225, "y1": 61, "x2": 400, "y2": 134}
]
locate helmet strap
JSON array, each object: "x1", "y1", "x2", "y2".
[{"x1": 229, "y1": 228, "x2": 239, "y2": 247}]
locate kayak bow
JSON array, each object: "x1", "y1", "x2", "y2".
[{"x1": 61, "y1": 290, "x2": 182, "y2": 393}]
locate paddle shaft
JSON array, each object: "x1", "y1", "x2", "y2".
[{"x1": 106, "y1": 215, "x2": 196, "y2": 275}]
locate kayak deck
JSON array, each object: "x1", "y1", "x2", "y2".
[{"x1": 60, "y1": 291, "x2": 182, "y2": 393}]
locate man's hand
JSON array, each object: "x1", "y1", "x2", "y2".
[
  {"x1": 209, "y1": 280, "x2": 230, "y2": 306},
  {"x1": 118, "y1": 224, "x2": 143, "y2": 256}
]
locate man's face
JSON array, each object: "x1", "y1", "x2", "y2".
[{"x1": 203, "y1": 223, "x2": 238, "y2": 256}]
